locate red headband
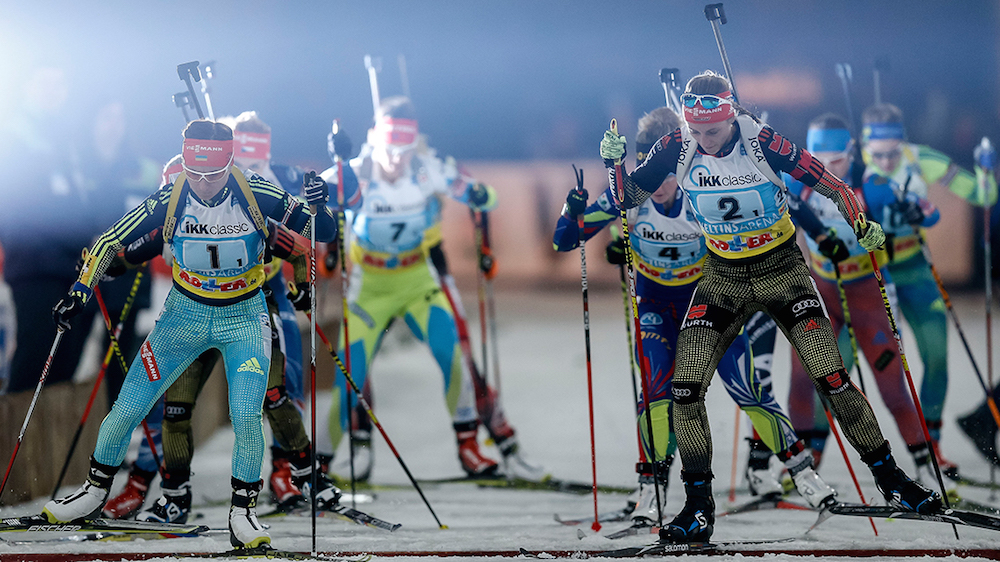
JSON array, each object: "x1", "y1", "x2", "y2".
[
  {"x1": 162, "y1": 159, "x2": 183, "y2": 186},
  {"x1": 683, "y1": 91, "x2": 735, "y2": 124},
  {"x1": 182, "y1": 138, "x2": 234, "y2": 169},
  {"x1": 233, "y1": 131, "x2": 271, "y2": 161},
  {"x1": 374, "y1": 117, "x2": 419, "y2": 146}
]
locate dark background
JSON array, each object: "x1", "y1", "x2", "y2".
[{"x1": 1, "y1": 0, "x2": 997, "y2": 167}]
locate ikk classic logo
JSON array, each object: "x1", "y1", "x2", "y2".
[{"x1": 688, "y1": 164, "x2": 763, "y2": 188}]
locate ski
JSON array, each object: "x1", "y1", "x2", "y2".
[
  {"x1": 951, "y1": 473, "x2": 1000, "y2": 491},
  {"x1": 190, "y1": 544, "x2": 372, "y2": 560},
  {"x1": 0, "y1": 514, "x2": 209, "y2": 538},
  {"x1": 720, "y1": 495, "x2": 812, "y2": 516},
  {"x1": 520, "y1": 537, "x2": 795, "y2": 558},
  {"x1": 470, "y1": 476, "x2": 635, "y2": 495},
  {"x1": 827, "y1": 502, "x2": 1000, "y2": 532},
  {"x1": 555, "y1": 507, "x2": 631, "y2": 526},
  {"x1": 260, "y1": 503, "x2": 400, "y2": 532},
  {"x1": 602, "y1": 522, "x2": 658, "y2": 540}
]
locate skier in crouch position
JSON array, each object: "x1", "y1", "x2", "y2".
[
  {"x1": 45, "y1": 119, "x2": 337, "y2": 549},
  {"x1": 599, "y1": 71, "x2": 941, "y2": 544},
  {"x1": 554, "y1": 106, "x2": 837, "y2": 524}
]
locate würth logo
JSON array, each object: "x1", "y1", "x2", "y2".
[{"x1": 687, "y1": 304, "x2": 708, "y2": 320}]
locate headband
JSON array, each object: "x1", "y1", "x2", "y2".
[
  {"x1": 233, "y1": 131, "x2": 271, "y2": 161},
  {"x1": 862, "y1": 122, "x2": 905, "y2": 143},
  {"x1": 682, "y1": 90, "x2": 735, "y2": 124},
  {"x1": 182, "y1": 138, "x2": 234, "y2": 169},
  {"x1": 374, "y1": 117, "x2": 419, "y2": 146},
  {"x1": 162, "y1": 158, "x2": 183, "y2": 186},
  {"x1": 807, "y1": 128, "x2": 852, "y2": 153}
]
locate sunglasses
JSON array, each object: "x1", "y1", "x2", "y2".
[
  {"x1": 182, "y1": 158, "x2": 232, "y2": 182},
  {"x1": 681, "y1": 93, "x2": 731, "y2": 109},
  {"x1": 868, "y1": 148, "x2": 902, "y2": 161}
]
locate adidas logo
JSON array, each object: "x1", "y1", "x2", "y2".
[
  {"x1": 237, "y1": 357, "x2": 265, "y2": 376},
  {"x1": 803, "y1": 318, "x2": 821, "y2": 332}
]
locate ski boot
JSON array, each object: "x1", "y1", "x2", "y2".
[
  {"x1": 43, "y1": 457, "x2": 116, "y2": 522},
  {"x1": 103, "y1": 465, "x2": 156, "y2": 519},
  {"x1": 865, "y1": 441, "x2": 942, "y2": 514},
  {"x1": 332, "y1": 430, "x2": 374, "y2": 482},
  {"x1": 745, "y1": 439, "x2": 782, "y2": 498},
  {"x1": 497, "y1": 437, "x2": 549, "y2": 482},
  {"x1": 926, "y1": 421, "x2": 960, "y2": 479},
  {"x1": 229, "y1": 478, "x2": 269, "y2": 549},
  {"x1": 288, "y1": 448, "x2": 342, "y2": 510},
  {"x1": 455, "y1": 423, "x2": 498, "y2": 477},
  {"x1": 631, "y1": 459, "x2": 671, "y2": 525},
  {"x1": 269, "y1": 447, "x2": 305, "y2": 510},
  {"x1": 138, "y1": 483, "x2": 192, "y2": 524},
  {"x1": 782, "y1": 440, "x2": 836, "y2": 508},
  {"x1": 958, "y1": 404, "x2": 1000, "y2": 466},
  {"x1": 660, "y1": 472, "x2": 715, "y2": 544}
]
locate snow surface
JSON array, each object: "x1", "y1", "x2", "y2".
[{"x1": 2, "y1": 287, "x2": 1000, "y2": 561}]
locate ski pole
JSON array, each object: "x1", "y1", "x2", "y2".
[
  {"x1": 0, "y1": 327, "x2": 65, "y2": 504},
  {"x1": 609, "y1": 119, "x2": 664, "y2": 525},
  {"x1": 612, "y1": 234, "x2": 641, "y2": 409},
  {"x1": 572, "y1": 165, "x2": 608, "y2": 531},
  {"x1": 820, "y1": 400, "x2": 878, "y2": 536},
  {"x1": 308, "y1": 186, "x2": 319, "y2": 557},
  {"x1": 52, "y1": 267, "x2": 145, "y2": 498},
  {"x1": 833, "y1": 264, "x2": 868, "y2": 395},
  {"x1": 331, "y1": 119, "x2": 357, "y2": 509},
  {"x1": 93, "y1": 286, "x2": 164, "y2": 479},
  {"x1": 289, "y1": 288, "x2": 447, "y2": 528},
  {"x1": 471, "y1": 210, "x2": 490, "y2": 387},
  {"x1": 859, "y1": 214, "x2": 958, "y2": 538},
  {"x1": 728, "y1": 405, "x2": 741, "y2": 503},
  {"x1": 979, "y1": 137, "x2": 997, "y2": 492},
  {"x1": 481, "y1": 211, "x2": 502, "y2": 397}
]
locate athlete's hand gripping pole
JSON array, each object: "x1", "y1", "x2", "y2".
[
  {"x1": 858, "y1": 214, "x2": 958, "y2": 537},
  {"x1": 52, "y1": 267, "x2": 145, "y2": 499},
  {"x1": 288, "y1": 287, "x2": 447, "y2": 529},
  {"x1": 0, "y1": 327, "x2": 66, "y2": 504},
  {"x1": 609, "y1": 119, "x2": 664, "y2": 526},
  {"x1": 176, "y1": 61, "x2": 205, "y2": 120},
  {"x1": 93, "y1": 285, "x2": 165, "y2": 480},
  {"x1": 572, "y1": 165, "x2": 604, "y2": 532}
]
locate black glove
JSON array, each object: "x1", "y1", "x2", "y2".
[
  {"x1": 327, "y1": 126, "x2": 353, "y2": 162},
  {"x1": 891, "y1": 198, "x2": 924, "y2": 226},
  {"x1": 52, "y1": 293, "x2": 85, "y2": 330},
  {"x1": 302, "y1": 171, "x2": 329, "y2": 206},
  {"x1": 468, "y1": 183, "x2": 491, "y2": 209},
  {"x1": 605, "y1": 236, "x2": 626, "y2": 265},
  {"x1": 565, "y1": 188, "x2": 589, "y2": 217},
  {"x1": 286, "y1": 282, "x2": 311, "y2": 311},
  {"x1": 324, "y1": 242, "x2": 339, "y2": 272},
  {"x1": 816, "y1": 231, "x2": 850, "y2": 264}
]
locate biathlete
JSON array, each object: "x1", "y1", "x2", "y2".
[
  {"x1": 859, "y1": 103, "x2": 997, "y2": 472},
  {"x1": 318, "y1": 96, "x2": 505, "y2": 478},
  {"x1": 599, "y1": 71, "x2": 941, "y2": 544},
  {"x1": 555, "y1": 106, "x2": 836, "y2": 524},
  {"x1": 45, "y1": 119, "x2": 337, "y2": 549},
  {"x1": 784, "y1": 113, "x2": 930, "y2": 478}
]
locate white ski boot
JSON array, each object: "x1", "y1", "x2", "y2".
[
  {"x1": 43, "y1": 457, "x2": 115, "y2": 522},
  {"x1": 746, "y1": 464, "x2": 783, "y2": 497},
  {"x1": 784, "y1": 445, "x2": 836, "y2": 508},
  {"x1": 498, "y1": 439, "x2": 549, "y2": 482},
  {"x1": 631, "y1": 475, "x2": 668, "y2": 525},
  {"x1": 229, "y1": 478, "x2": 269, "y2": 549}
]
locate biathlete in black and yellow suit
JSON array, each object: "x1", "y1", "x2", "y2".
[
  {"x1": 318, "y1": 96, "x2": 501, "y2": 478},
  {"x1": 600, "y1": 71, "x2": 942, "y2": 544},
  {"x1": 45, "y1": 120, "x2": 336, "y2": 549}
]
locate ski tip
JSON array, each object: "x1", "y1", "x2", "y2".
[{"x1": 576, "y1": 528, "x2": 586, "y2": 540}]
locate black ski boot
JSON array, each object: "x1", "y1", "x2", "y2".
[
  {"x1": 659, "y1": 471, "x2": 714, "y2": 544},
  {"x1": 958, "y1": 404, "x2": 1000, "y2": 467},
  {"x1": 863, "y1": 441, "x2": 942, "y2": 514}
]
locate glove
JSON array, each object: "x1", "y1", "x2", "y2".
[
  {"x1": 564, "y1": 188, "x2": 589, "y2": 217},
  {"x1": 324, "y1": 242, "x2": 339, "y2": 272},
  {"x1": 605, "y1": 235, "x2": 626, "y2": 265},
  {"x1": 52, "y1": 293, "x2": 85, "y2": 330},
  {"x1": 891, "y1": 198, "x2": 924, "y2": 226},
  {"x1": 816, "y1": 230, "x2": 850, "y2": 264},
  {"x1": 600, "y1": 129, "x2": 627, "y2": 165},
  {"x1": 286, "y1": 282, "x2": 311, "y2": 311},
  {"x1": 975, "y1": 140, "x2": 997, "y2": 170},
  {"x1": 478, "y1": 249, "x2": 498, "y2": 279},
  {"x1": 854, "y1": 216, "x2": 886, "y2": 252},
  {"x1": 302, "y1": 171, "x2": 329, "y2": 206},
  {"x1": 468, "y1": 183, "x2": 491, "y2": 209},
  {"x1": 327, "y1": 126, "x2": 353, "y2": 162}
]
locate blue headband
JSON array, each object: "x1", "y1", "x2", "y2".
[
  {"x1": 862, "y1": 122, "x2": 905, "y2": 142},
  {"x1": 807, "y1": 128, "x2": 852, "y2": 153}
]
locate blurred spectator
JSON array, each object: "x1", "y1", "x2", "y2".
[
  {"x1": 0, "y1": 67, "x2": 99, "y2": 393},
  {"x1": 83, "y1": 101, "x2": 159, "y2": 401}
]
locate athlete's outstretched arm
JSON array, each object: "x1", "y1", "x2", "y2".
[{"x1": 552, "y1": 186, "x2": 619, "y2": 251}]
